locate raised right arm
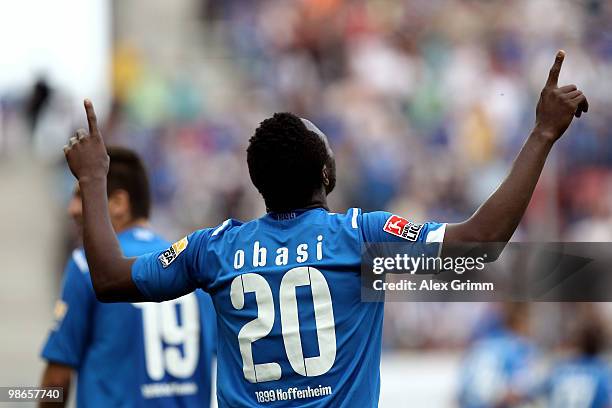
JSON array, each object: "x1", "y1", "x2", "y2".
[{"x1": 63, "y1": 101, "x2": 198, "y2": 302}]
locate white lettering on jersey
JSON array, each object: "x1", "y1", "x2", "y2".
[
  {"x1": 232, "y1": 236, "x2": 325, "y2": 270},
  {"x1": 296, "y1": 244, "x2": 308, "y2": 263},
  {"x1": 234, "y1": 250, "x2": 245, "y2": 269},
  {"x1": 253, "y1": 241, "x2": 267, "y2": 267},
  {"x1": 275, "y1": 247, "x2": 289, "y2": 266},
  {"x1": 316, "y1": 235, "x2": 323, "y2": 260}
]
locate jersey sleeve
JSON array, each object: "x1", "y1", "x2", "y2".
[
  {"x1": 131, "y1": 229, "x2": 212, "y2": 301},
  {"x1": 40, "y1": 254, "x2": 95, "y2": 368},
  {"x1": 360, "y1": 211, "x2": 446, "y2": 260},
  {"x1": 361, "y1": 211, "x2": 446, "y2": 244}
]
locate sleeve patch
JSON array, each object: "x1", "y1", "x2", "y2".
[
  {"x1": 383, "y1": 215, "x2": 423, "y2": 241},
  {"x1": 158, "y1": 237, "x2": 188, "y2": 268},
  {"x1": 53, "y1": 300, "x2": 68, "y2": 321},
  {"x1": 51, "y1": 299, "x2": 68, "y2": 330}
]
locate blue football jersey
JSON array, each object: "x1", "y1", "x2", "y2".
[
  {"x1": 547, "y1": 356, "x2": 612, "y2": 408},
  {"x1": 41, "y1": 227, "x2": 217, "y2": 408},
  {"x1": 458, "y1": 330, "x2": 540, "y2": 408},
  {"x1": 132, "y1": 208, "x2": 445, "y2": 407}
]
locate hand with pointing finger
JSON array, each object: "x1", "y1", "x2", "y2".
[
  {"x1": 64, "y1": 99, "x2": 110, "y2": 182},
  {"x1": 535, "y1": 50, "x2": 589, "y2": 143}
]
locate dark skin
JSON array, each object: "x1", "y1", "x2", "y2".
[
  {"x1": 64, "y1": 51, "x2": 588, "y2": 302},
  {"x1": 39, "y1": 363, "x2": 72, "y2": 408}
]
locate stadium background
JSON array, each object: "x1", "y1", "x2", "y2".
[{"x1": 0, "y1": 0, "x2": 611, "y2": 406}]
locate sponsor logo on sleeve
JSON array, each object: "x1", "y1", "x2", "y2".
[
  {"x1": 53, "y1": 300, "x2": 67, "y2": 321},
  {"x1": 51, "y1": 299, "x2": 68, "y2": 330},
  {"x1": 158, "y1": 237, "x2": 189, "y2": 268},
  {"x1": 383, "y1": 215, "x2": 423, "y2": 241}
]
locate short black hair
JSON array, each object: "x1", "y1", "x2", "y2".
[
  {"x1": 247, "y1": 112, "x2": 329, "y2": 212},
  {"x1": 577, "y1": 323, "x2": 605, "y2": 356},
  {"x1": 107, "y1": 146, "x2": 151, "y2": 219}
]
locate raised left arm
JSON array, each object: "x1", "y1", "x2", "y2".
[{"x1": 443, "y1": 51, "x2": 588, "y2": 255}]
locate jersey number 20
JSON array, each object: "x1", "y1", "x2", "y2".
[{"x1": 230, "y1": 266, "x2": 336, "y2": 383}]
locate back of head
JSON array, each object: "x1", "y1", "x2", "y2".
[
  {"x1": 502, "y1": 302, "x2": 529, "y2": 335},
  {"x1": 247, "y1": 112, "x2": 330, "y2": 212},
  {"x1": 107, "y1": 146, "x2": 151, "y2": 220},
  {"x1": 576, "y1": 323, "x2": 605, "y2": 357}
]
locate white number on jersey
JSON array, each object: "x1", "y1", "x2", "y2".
[
  {"x1": 230, "y1": 266, "x2": 337, "y2": 383},
  {"x1": 551, "y1": 374, "x2": 597, "y2": 408},
  {"x1": 134, "y1": 293, "x2": 200, "y2": 381}
]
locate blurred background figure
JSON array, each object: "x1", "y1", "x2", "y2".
[
  {"x1": 25, "y1": 78, "x2": 52, "y2": 135},
  {"x1": 545, "y1": 311, "x2": 611, "y2": 408},
  {"x1": 457, "y1": 303, "x2": 541, "y2": 408},
  {"x1": 39, "y1": 147, "x2": 217, "y2": 407},
  {"x1": 0, "y1": 0, "x2": 611, "y2": 406}
]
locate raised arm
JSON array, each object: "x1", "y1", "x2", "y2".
[
  {"x1": 444, "y1": 51, "x2": 588, "y2": 253},
  {"x1": 63, "y1": 100, "x2": 143, "y2": 302}
]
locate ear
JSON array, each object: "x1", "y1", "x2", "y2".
[
  {"x1": 108, "y1": 190, "x2": 131, "y2": 219},
  {"x1": 322, "y1": 165, "x2": 329, "y2": 187}
]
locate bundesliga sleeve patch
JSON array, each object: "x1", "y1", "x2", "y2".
[
  {"x1": 158, "y1": 237, "x2": 188, "y2": 268},
  {"x1": 383, "y1": 215, "x2": 423, "y2": 241},
  {"x1": 51, "y1": 299, "x2": 68, "y2": 330},
  {"x1": 53, "y1": 300, "x2": 67, "y2": 321}
]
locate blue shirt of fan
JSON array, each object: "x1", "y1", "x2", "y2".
[
  {"x1": 131, "y1": 208, "x2": 445, "y2": 407},
  {"x1": 458, "y1": 329, "x2": 539, "y2": 408},
  {"x1": 546, "y1": 356, "x2": 612, "y2": 408},
  {"x1": 41, "y1": 227, "x2": 217, "y2": 408}
]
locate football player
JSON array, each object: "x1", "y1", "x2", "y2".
[
  {"x1": 63, "y1": 51, "x2": 587, "y2": 407},
  {"x1": 40, "y1": 147, "x2": 217, "y2": 407},
  {"x1": 546, "y1": 322, "x2": 611, "y2": 408},
  {"x1": 458, "y1": 304, "x2": 540, "y2": 408}
]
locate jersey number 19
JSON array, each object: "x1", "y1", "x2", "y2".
[{"x1": 134, "y1": 293, "x2": 200, "y2": 381}]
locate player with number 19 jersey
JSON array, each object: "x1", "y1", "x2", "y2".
[
  {"x1": 41, "y1": 227, "x2": 217, "y2": 407},
  {"x1": 132, "y1": 207, "x2": 445, "y2": 407}
]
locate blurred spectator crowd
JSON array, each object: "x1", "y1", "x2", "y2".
[{"x1": 1, "y1": 0, "x2": 612, "y2": 352}]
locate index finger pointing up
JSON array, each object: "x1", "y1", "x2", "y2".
[
  {"x1": 84, "y1": 99, "x2": 99, "y2": 137},
  {"x1": 546, "y1": 50, "x2": 566, "y2": 88}
]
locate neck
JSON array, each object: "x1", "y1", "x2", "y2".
[
  {"x1": 113, "y1": 217, "x2": 150, "y2": 234},
  {"x1": 302, "y1": 195, "x2": 329, "y2": 211},
  {"x1": 266, "y1": 190, "x2": 329, "y2": 213}
]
